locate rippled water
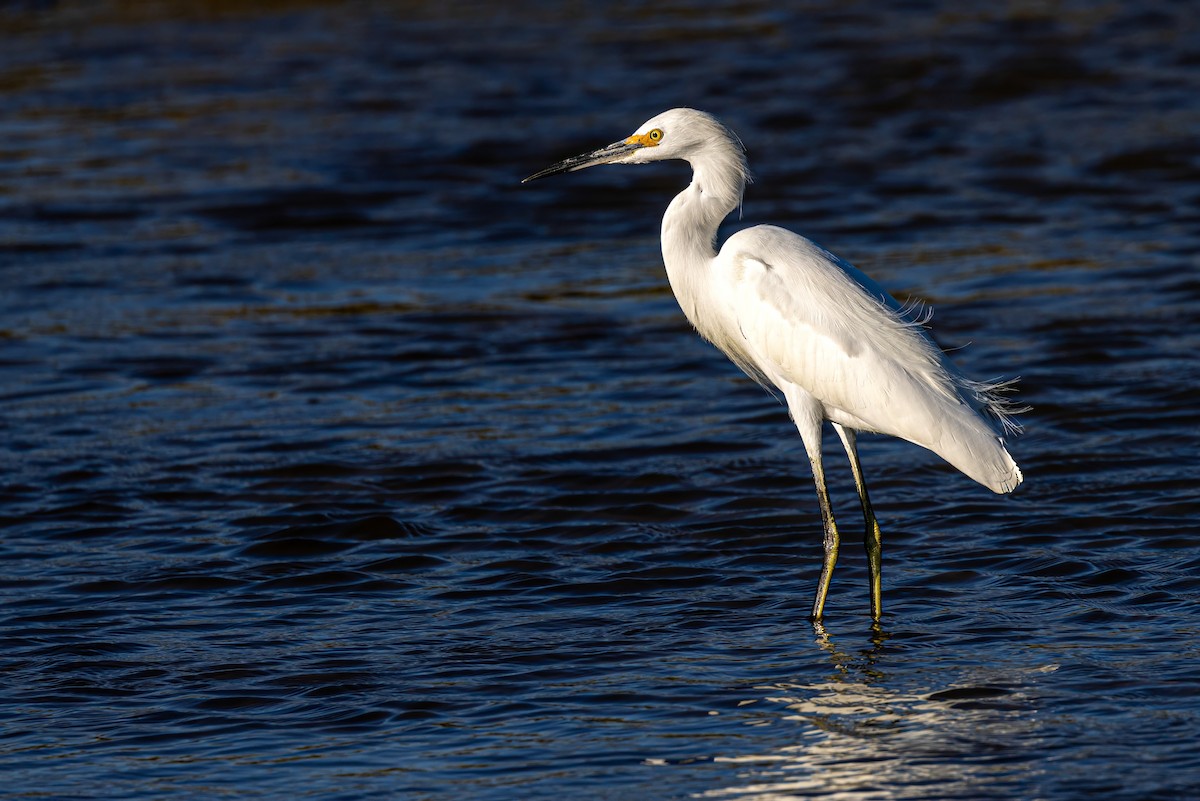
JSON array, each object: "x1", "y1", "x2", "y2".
[{"x1": 2, "y1": 2, "x2": 1199, "y2": 799}]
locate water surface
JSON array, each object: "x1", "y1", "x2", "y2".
[{"x1": 2, "y1": 2, "x2": 1199, "y2": 799}]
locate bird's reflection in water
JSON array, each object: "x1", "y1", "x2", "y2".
[{"x1": 696, "y1": 622, "x2": 1052, "y2": 800}]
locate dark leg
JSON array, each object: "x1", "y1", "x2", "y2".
[
  {"x1": 787, "y1": 391, "x2": 841, "y2": 622},
  {"x1": 834, "y1": 424, "x2": 882, "y2": 621},
  {"x1": 807, "y1": 445, "x2": 840, "y2": 621}
]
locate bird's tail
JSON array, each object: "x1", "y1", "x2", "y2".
[
  {"x1": 956, "y1": 437, "x2": 1023, "y2": 494},
  {"x1": 926, "y1": 405, "x2": 1023, "y2": 494}
]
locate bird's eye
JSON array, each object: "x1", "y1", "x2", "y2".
[{"x1": 648, "y1": 129, "x2": 663, "y2": 142}]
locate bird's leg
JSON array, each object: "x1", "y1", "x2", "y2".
[
  {"x1": 790, "y1": 398, "x2": 840, "y2": 622},
  {"x1": 804, "y1": 438, "x2": 840, "y2": 622},
  {"x1": 833, "y1": 424, "x2": 883, "y2": 621}
]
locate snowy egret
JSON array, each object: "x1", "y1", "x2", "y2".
[{"x1": 523, "y1": 108, "x2": 1023, "y2": 621}]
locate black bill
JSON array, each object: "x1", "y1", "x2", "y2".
[{"x1": 522, "y1": 140, "x2": 644, "y2": 183}]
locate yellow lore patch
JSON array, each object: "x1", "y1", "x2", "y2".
[{"x1": 625, "y1": 128, "x2": 664, "y2": 147}]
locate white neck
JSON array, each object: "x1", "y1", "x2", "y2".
[{"x1": 660, "y1": 160, "x2": 744, "y2": 335}]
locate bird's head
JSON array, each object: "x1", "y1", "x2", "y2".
[{"x1": 522, "y1": 108, "x2": 749, "y2": 187}]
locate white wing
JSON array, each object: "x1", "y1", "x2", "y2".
[{"x1": 714, "y1": 225, "x2": 1022, "y2": 493}]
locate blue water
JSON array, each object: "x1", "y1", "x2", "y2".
[{"x1": 2, "y1": 2, "x2": 1199, "y2": 799}]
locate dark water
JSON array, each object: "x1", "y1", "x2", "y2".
[{"x1": 3, "y1": 1, "x2": 1199, "y2": 798}]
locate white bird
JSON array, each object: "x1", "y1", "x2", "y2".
[{"x1": 523, "y1": 108, "x2": 1023, "y2": 621}]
